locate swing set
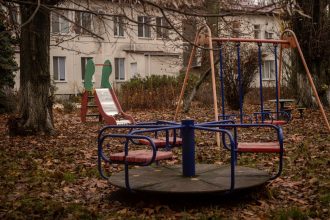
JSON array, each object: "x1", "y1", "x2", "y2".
[{"x1": 175, "y1": 26, "x2": 330, "y2": 132}]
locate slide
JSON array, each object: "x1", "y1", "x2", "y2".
[{"x1": 94, "y1": 88, "x2": 135, "y2": 125}]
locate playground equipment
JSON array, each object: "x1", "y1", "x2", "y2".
[
  {"x1": 98, "y1": 119, "x2": 283, "y2": 193},
  {"x1": 81, "y1": 59, "x2": 181, "y2": 145},
  {"x1": 80, "y1": 59, "x2": 134, "y2": 125},
  {"x1": 97, "y1": 25, "x2": 329, "y2": 195},
  {"x1": 175, "y1": 26, "x2": 330, "y2": 132}
]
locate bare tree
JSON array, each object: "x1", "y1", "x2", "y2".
[
  {"x1": 289, "y1": 0, "x2": 330, "y2": 106},
  {"x1": 3, "y1": 0, "x2": 284, "y2": 135}
]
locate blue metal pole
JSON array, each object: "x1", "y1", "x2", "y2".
[
  {"x1": 219, "y1": 45, "x2": 225, "y2": 117},
  {"x1": 257, "y1": 43, "x2": 264, "y2": 122},
  {"x1": 274, "y1": 44, "x2": 279, "y2": 119},
  {"x1": 236, "y1": 43, "x2": 243, "y2": 123},
  {"x1": 181, "y1": 119, "x2": 195, "y2": 177}
]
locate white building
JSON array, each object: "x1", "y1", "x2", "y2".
[
  {"x1": 217, "y1": 0, "x2": 284, "y2": 88},
  {"x1": 12, "y1": 0, "x2": 283, "y2": 96},
  {"x1": 12, "y1": 0, "x2": 182, "y2": 96}
]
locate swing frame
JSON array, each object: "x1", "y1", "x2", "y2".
[{"x1": 175, "y1": 24, "x2": 330, "y2": 133}]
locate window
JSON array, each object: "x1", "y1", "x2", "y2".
[
  {"x1": 156, "y1": 17, "x2": 169, "y2": 39},
  {"x1": 130, "y1": 62, "x2": 137, "y2": 77},
  {"x1": 262, "y1": 60, "x2": 275, "y2": 80},
  {"x1": 51, "y1": 11, "x2": 69, "y2": 34},
  {"x1": 53, "y1": 57, "x2": 66, "y2": 81},
  {"x1": 9, "y1": 6, "x2": 20, "y2": 25},
  {"x1": 81, "y1": 57, "x2": 93, "y2": 80},
  {"x1": 265, "y1": 31, "x2": 274, "y2": 39},
  {"x1": 232, "y1": 21, "x2": 240, "y2": 38},
  {"x1": 115, "y1": 58, "x2": 125, "y2": 80},
  {"x1": 75, "y1": 12, "x2": 93, "y2": 34},
  {"x1": 138, "y1": 16, "x2": 151, "y2": 38},
  {"x1": 114, "y1": 16, "x2": 124, "y2": 37},
  {"x1": 254, "y1": 24, "x2": 261, "y2": 39}
]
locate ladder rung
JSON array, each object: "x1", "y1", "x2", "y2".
[{"x1": 86, "y1": 114, "x2": 100, "y2": 117}]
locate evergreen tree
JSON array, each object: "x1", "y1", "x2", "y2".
[{"x1": 0, "y1": 8, "x2": 18, "y2": 113}]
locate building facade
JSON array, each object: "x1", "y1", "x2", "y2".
[
  {"x1": 217, "y1": 1, "x2": 284, "y2": 88},
  {"x1": 12, "y1": 0, "x2": 283, "y2": 96}
]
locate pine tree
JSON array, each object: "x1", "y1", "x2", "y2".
[{"x1": 0, "y1": 8, "x2": 18, "y2": 113}]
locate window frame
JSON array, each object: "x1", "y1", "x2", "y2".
[
  {"x1": 253, "y1": 24, "x2": 261, "y2": 39},
  {"x1": 232, "y1": 21, "x2": 240, "y2": 38},
  {"x1": 130, "y1": 62, "x2": 138, "y2": 77},
  {"x1": 114, "y1": 16, "x2": 125, "y2": 37},
  {"x1": 115, "y1": 58, "x2": 126, "y2": 81},
  {"x1": 262, "y1": 60, "x2": 276, "y2": 80},
  {"x1": 265, "y1": 31, "x2": 274, "y2": 39},
  {"x1": 75, "y1": 11, "x2": 93, "y2": 35},
  {"x1": 138, "y1": 16, "x2": 151, "y2": 38},
  {"x1": 53, "y1": 56, "x2": 66, "y2": 82},
  {"x1": 156, "y1": 17, "x2": 169, "y2": 39},
  {"x1": 51, "y1": 11, "x2": 69, "y2": 34},
  {"x1": 81, "y1": 57, "x2": 93, "y2": 81},
  {"x1": 9, "y1": 6, "x2": 20, "y2": 26}
]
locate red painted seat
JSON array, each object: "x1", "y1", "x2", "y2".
[
  {"x1": 110, "y1": 150, "x2": 173, "y2": 163},
  {"x1": 263, "y1": 120, "x2": 287, "y2": 125},
  {"x1": 138, "y1": 137, "x2": 182, "y2": 148},
  {"x1": 237, "y1": 142, "x2": 281, "y2": 153}
]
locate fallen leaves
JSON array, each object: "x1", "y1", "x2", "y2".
[{"x1": 0, "y1": 106, "x2": 329, "y2": 219}]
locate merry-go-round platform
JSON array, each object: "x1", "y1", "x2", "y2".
[{"x1": 108, "y1": 164, "x2": 271, "y2": 194}]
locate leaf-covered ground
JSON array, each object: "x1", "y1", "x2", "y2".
[{"x1": 0, "y1": 106, "x2": 329, "y2": 219}]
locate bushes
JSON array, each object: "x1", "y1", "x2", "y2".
[
  {"x1": 118, "y1": 75, "x2": 179, "y2": 110},
  {"x1": 222, "y1": 45, "x2": 258, "y2": 110}
]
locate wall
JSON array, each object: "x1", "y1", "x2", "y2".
[{"x1": 14, "y1": 0, "x2": 183, "y2": 95}]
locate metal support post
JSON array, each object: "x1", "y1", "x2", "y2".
[{"x1": 181, "y1": 120, "x2": 195, "y2": 177}]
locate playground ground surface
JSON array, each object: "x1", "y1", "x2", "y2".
[{"x1": 0, "y1": 105, "x2": 329, "y2": 219}]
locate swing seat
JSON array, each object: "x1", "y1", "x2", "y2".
[
  {"x1": 263, "y1": 120, "x2": 287, "y2": 125},
  {"x1": 110, "y1": 150, "x2": 173, "y2": 163},
  {"x1": 237, "y1": 142, "x2": 281, "y2": 153},
  {"x1": 138, "y1": 137, "x2": 182, "y2": 148}
]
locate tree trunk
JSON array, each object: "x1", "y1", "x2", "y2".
[
  {"x1": 293, "y1": 0, "x2": 330, "y2": 107},
  {"x1": 11, "y1": 1, "x2": 54, "y2": 135},
  {"x1": 183, "y1": 58, "x2": 220, "y2": 112},
  {"x1": 182, "y1": 0, "x2": 220, "y2": 112}
]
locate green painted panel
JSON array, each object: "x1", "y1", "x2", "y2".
[
  {"x1": 101, "y1": 60, "x2": 112, "y2": 88},
  {"x1": 84, "y1": 59, "x2": 95, "y2": 91}
]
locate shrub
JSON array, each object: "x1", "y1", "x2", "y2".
[
  {"x1": 62, "y1": 100, "x2": 76, "y2": 113},
  {"x1": 119, "y1": 75, "x2": 180, "y2": 110},
  {"x1": 221, "y1": 44, "x2": 258, "y2": 110}
]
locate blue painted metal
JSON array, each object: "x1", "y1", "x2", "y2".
[
  {"x1": 97, "y1": 134, "x2": 158, "y2": 183},
  {"x1": 274, "y1": 44, "x2": 279, "y2": 119},
  {"x1": 257, "y1": 43, "x2": 265, "y2": 122},
  {"x1": 218, "y1": 113, "x2": 253, "y2": 123},
  {"x1": 219, "y1": 44, "x2": 226, "y2": 117},
  {"x1": 194, "y1": 124, "x2": 236, "y2": 191},
  {"x1": 97, "y1": 119, "x2": 284, "y2": 193},
  {"x1": 196, "y1": 122, "x2": 284, "y2": 179},
  {"x1": 181, "y1": 120, "x2": 196, "y2": 177},
  {"x1": 236, "y1": 43, "x2": 243, "y2": 123}
]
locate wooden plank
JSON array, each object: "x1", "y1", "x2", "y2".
[
  {"x1": 109, "y1": 165, "x2": 270, "y2": 194},
  {"x1": 238, "y1": 142, "x2": 281, "y2": 153},
  {"x1": 110, "y1": 150, "x2": 173, "y2": 163}
]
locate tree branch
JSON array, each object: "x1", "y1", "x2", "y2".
[{"x1": 183, "y1": 57, "x2": 220, "y2": 112}]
